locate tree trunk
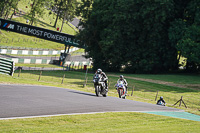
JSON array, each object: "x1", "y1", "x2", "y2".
[
  {"x1": 54, "y1": 0, "x2": 63, "y2": 28},
  {"x1": 4, "y1": 7, "x2": 11, "y2": 19},
  {"x1": 0, "y1": 0, "x2": 8, "y2": 17},
  {"x1": 30, "y1": 0, "x2": 36, "y2": 25},
  {"x1": 10, "y1": 0, "x2": 20, "y2": 20},
  {"x1": 54, "y1": 12, "x2": 59, "y2": 28},
  {"x1": 60, "y1": 13, "x2": 66, "y2": 32},
  {"x1": 60, "y1": 18, "x2": 64, "y2": 32},
  {"x1": 10, "y1": 8, "x2": 16, "y2": 20}
]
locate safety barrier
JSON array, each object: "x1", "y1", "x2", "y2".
[
  {"x1": 10, "y1": 58, "x2": 91, "y2": 66},
  {"x1": 0, "y1": 57, "x2": 15, "y2": 76},
  {"x1": 0, "y1": 47, "x2": 80, "y2": 55}
]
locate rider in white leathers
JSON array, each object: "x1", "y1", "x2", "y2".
[{"x1": 116, "y1": 75, "x2": 128, "y2": 95}]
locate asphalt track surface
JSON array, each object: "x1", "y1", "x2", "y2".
[{"x1": 0, "y1": 84, "x2": 182, "y2": 119}]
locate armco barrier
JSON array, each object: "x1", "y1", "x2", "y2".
[{"x1": 0, "y1": 57, "x2": 15, "y2": 76}]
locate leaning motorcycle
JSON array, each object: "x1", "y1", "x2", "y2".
[
  {"x1": 157, "y1": 101, "x2": 166, "y2": 106},
  {"x1": 93, "y1": 74, "x2": 107, "y2": 97},
  {"x1": 116, "y1": 81, "x2": 126, "y2": 99}
]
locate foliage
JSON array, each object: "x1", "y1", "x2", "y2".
[
  {"x1": 0, "y1": 0, "x2": 19, "y2": 19},
  {"x1": 59, "y1": 0, "x2": 77, "y2": 32},
  {"x1": 29, "y1": 0, "x2": 53, "y2": 25},
  {"x1": 75, "y1": 0, "x2": 93, "y2": 27},
  {"x1": 77, "y1": 0, "x2": 200, "y2": 73},
  {"x1": 77, "y1": 0, "x2": 176, "y2": 73},
  {"x1": 169, "y1": 0, "x2": 200, "y2": 72}
]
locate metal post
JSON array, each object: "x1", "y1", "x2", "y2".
[
  {"x1": 131, "y1": 86, "x2": 134, "y2": 96},
  {"x1": 18, "y1": 67, "x2": 21, "y2": 77},
  {"x1": 84, "y1": 59, "x2": 91, "y2": 87},
  {"x1": 155, "y1": 90, "x2": 159, "y2": 101},
  {"x1": 38, "y1": 71, "x2": 42, "y2": 81},
  {"x1": 61, "y1": 74, "x2": 65, "y2": 84}
]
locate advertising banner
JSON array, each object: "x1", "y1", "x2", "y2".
[{"x1": 0, "y1": 18, "x2": 80, "y2": 47}]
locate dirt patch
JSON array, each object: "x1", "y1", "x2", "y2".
[{"x1": 108, "y1": 74, "x2": 200, "y2": 91}]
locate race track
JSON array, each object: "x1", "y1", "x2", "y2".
[{"x1": 0, "y1": 84, "x2": 182, "y2": 119}]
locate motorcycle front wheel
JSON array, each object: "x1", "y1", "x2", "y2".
[
  {"x1": 118, "y1": 89, "x2": 122, "y2": 98},
  {"x1": 95, "y1": 85, "x2": 100, "y2": 97}
]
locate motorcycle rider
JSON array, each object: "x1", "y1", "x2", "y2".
[
  {"x1": 116, "y1": 75, "x2": 128, "y2": 95},
  {"x1": 157, "y1": 96, "x2": 166, "y2": 106},
  {"x1": 94, "y1": 68, "x2": 108, "y2": 91}
]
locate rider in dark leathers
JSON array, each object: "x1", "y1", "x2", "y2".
[
  {"x1": 157, "y1": 96, "x2": 166, "y2": 106},
  {"x1": 94, "y1": 69, "x2": 108, "y2": 91}
]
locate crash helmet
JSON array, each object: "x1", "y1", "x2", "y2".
[
  {"x1": 97, "y1": 69, "x2": 102, "y2": 74},
  {"x1": 160, "y1": 96, "x2": 163, "y2": 99},
  {"x1": 120, "y1": 75, "x2": 124, "y2": 80}
]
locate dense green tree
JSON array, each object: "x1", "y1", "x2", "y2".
[
  {"x1": 77, "y1": 0, "x2": 178, "y2": 73},
  {"x1": 169, "y1": 0, "x2": 200, "y2": 72},
  {"x1": 77, "y1": 0, "x2": 200, "y2": 73},
  {"x1": 75, "y1": 0, "x2": 93, "y2": 27}
]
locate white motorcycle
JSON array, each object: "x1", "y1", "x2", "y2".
[
  {"x1": 93, "y1": 74, "x2": 107, "y2": 97},
  {"x1": 115, "y1": 81, "x2": 126, "y2": 99}
]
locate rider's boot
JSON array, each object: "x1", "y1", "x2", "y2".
[{"x1": 125, "y1": 87, "x2": 128, "y2": 96}]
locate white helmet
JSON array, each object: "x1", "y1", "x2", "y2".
[{"x1": 97, "y1": 69, "x2": 102, "y2": 74}]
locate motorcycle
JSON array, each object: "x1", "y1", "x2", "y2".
[
  {"x1": 157, "y1": 101, "x2": 166, "y2": 106},
  {"x1": 115, "y1": 81, "x2": 126, "y2": 99},
  {"x1": 93, "y1": 74, "x2": 107, "y2": 97}
]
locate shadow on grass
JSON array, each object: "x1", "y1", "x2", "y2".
[{"x1": 21, "y1": 14, "x2": 54, "y2": 28}]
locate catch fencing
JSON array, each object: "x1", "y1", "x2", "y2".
[{"x1": 0, "y1": 57, "x2": 15, "y2": 76}]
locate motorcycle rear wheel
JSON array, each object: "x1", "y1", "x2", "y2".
[{"x1": 102, "y1": 93, "x2": 107, "y2": 97}]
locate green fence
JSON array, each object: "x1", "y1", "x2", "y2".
[{"x1": 0, "y1": 57, "x2": 15, "y2": 76}]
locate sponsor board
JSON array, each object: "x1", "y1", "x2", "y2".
[{"x1": 0, "y1": 18, "x2": 81, "y2": 47}]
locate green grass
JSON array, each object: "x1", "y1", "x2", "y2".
[
  {"x1": 0, "y1": 71, "x2": 199, "y2": 115},
  {"x1": 0, "y1": 112, "x2": 199, "y2": 133},
  {"x1": 110, "y1": 73, "x2": 200, "y2": 84},
  {"x1": 0, "y1": 0, "x2": 77, "y2": 50}
]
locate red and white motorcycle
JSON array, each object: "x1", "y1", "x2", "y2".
[{"x1": 115, "y1": 81, "x2": 126, "y2": 99}]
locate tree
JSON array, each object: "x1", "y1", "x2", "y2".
[
  {"x1": 52, "y1": 0, "x2": 63, "y2": 28},
  {"x1": 60, "y1": 0, "x2": 77, "y2": 32},
  {"x1": 75, "y1": 0, "x2": 93, "y2": 28},
  {"x1": 77, "y1": 0, "x2": 178, "y2": 73},
  {"x1": 0, "y1": 0, "x2": 19, "y2": 19},
  {"x1": 29, "y1": 0, "x2": 53, "y2": 25},
  {"x1": 169, "y1": 0, "x2": 200, "y2": 72},
  {"x1": 10, "y1": 0, "x2": 20, "y2": 20}
]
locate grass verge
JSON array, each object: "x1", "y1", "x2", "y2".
[
  {"x1": 114, "y1": 73, "x2": 200, "y2": 84},
  {"x1": 0, "y1": 112, "x2": 199, "y2": 133}
]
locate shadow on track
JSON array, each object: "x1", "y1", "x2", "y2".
[{"x1": 68, "y1": 90, "x2": 96, "y2": 97}]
